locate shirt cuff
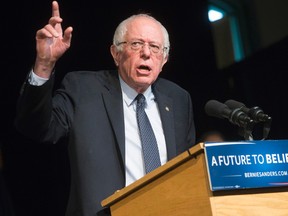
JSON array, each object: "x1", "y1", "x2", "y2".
[{"x1": 28, "y1": 70, "x2": 49, "y2": 86}]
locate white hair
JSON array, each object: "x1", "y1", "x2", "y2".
[{"x1": 112, "y1": 14, "x2": 170, "y2": 58}]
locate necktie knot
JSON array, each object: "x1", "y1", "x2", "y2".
[{"x1": 136, "y1": 93, "x2": 146, "y2": 109}]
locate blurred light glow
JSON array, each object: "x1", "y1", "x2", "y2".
[{"x1": 208, "y1": 9, "x2": 224, "y2": 22}]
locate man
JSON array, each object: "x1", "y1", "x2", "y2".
[{"x1": 15, "y1": 1, "x2": 196, "y2": 215}]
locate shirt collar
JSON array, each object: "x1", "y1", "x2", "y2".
[{"x1": 119, "y1": 75, "x2": 155, "y2": 107}]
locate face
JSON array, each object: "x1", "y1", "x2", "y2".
[{"x1": 111, "y1": 16, "x2": 168, "y2": 93}]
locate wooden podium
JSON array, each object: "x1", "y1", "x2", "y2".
[{"x1": 101, "y1": 143, "x2": 288, "y2": 216}]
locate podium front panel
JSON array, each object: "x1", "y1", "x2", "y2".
[{"x1": 205, "y1": 140, "x2": 288, "y2": 191}]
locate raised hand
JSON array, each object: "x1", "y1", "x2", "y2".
[{"x1": 34, "y1": 1, "x2": 73, "y2": 78}]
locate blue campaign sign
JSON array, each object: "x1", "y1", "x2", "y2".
[{"x1": 204, "y1": 140, "x2": 288, "y2": 191}]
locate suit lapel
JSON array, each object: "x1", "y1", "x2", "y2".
[
  {"x1": 154, "y1": 90, "x2": 177, "y2": 160},
  {"x1": 101, "y1": 72, "x2": 126, "y2": 171}
]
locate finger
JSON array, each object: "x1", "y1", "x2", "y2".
[
  {"x1": 48, "y1": 16, "x2": 63, "y2": 36},
  {"x1": 52, "y1": 1, "x2": 60, "y2": 17},
  {"x1": 44, "y1": 24, "x2": 61, "y2": 37},
  {"x1": 48, "y1": 16, "x2": 63, "y2": 26},
  {"x1": 36, "y1": 28, "x2": 54, "y2": 39}
]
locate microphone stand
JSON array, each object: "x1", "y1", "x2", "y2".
[
  {"x1": 238, "y1": 116, "x2": 272, "y2": 141},
  {"x1": 228, "y1": 108, "x2": 255, "y2": 141},
  {"x1": 240, "y1": 119, "x2": 255, "y2": 141},
  {"x1": 262, "y1": 116, "x2": 272, "y2": 140},
  {"x1": 247, "y1": 106, "x2": 272, "y2": 140}
]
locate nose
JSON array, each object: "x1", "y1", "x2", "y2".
[{"x1": 140, "y1": 43, "x2": 152, "y2": 57}]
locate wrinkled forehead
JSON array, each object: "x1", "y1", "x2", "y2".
[{"x1": 125, "y1": 17, "x2": 164, "y2": 43}]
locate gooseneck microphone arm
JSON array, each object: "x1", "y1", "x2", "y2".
[
  {"x1": 224, "y1": 99, "x2": 272, "y2": 140},
  {"x1": 204, "y1": 100, "x2": 255, "y2": 140},
  {"x1": 224, "y1": 100, "x2": 272, "y2": 123}
]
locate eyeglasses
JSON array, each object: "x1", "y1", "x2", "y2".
[{"x1": 117, "y1": 40, "x2": 167, "y2": 55}]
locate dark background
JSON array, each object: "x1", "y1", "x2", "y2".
[{"x1": 1, "y1": 0, "x2": 288, "y2": 215}]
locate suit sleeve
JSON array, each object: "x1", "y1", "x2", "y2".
[{"x1": 15, "y1": 73, "x2": 71, "y2": 143}]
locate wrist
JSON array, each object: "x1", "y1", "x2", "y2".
[{"x1": 33, "y1": 58, "x2": 55, "y2": 78}]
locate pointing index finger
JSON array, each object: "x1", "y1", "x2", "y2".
[{"x1": 52, "y1": 1, "x2": 60, "y2": 17}]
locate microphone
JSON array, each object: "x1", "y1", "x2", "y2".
[
  {"x1": 224, "y1": 99, "x2": 271, "y2": 123},
  {"x1": 205, "y1": 100, "x2": 254, "y2": 128}
]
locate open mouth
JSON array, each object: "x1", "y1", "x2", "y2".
[{"x1": 138, "y1": 65, "x2": 151, "y2": 72}]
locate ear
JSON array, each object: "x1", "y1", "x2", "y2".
[
  {"x1": 161, "y1": 55, "x2": 168, "y2": 68},
  {"x1": 110, "y1": 45, "x2": 119, "y2": 66}
]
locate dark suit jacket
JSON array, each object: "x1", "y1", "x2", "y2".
[{"x1": 15, "y1": 70, "x2": 196, "y2": 216}]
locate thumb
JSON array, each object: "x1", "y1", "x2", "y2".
[{"x1": 63, "y1": 26, "x2": 73, "y2": 46}]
